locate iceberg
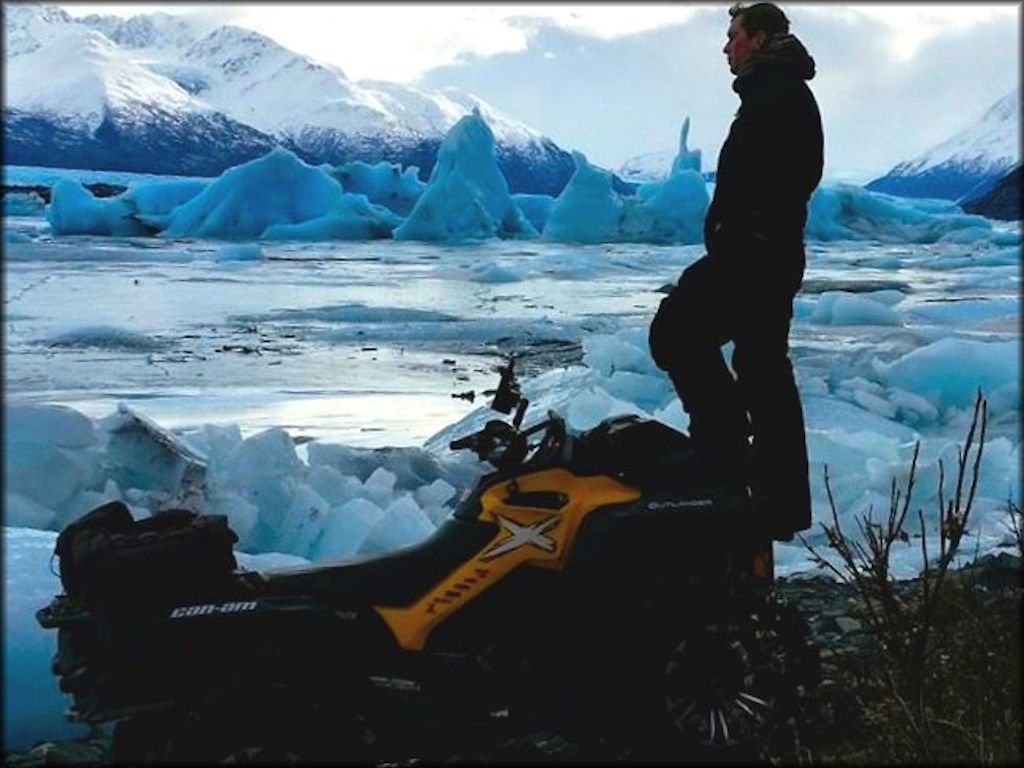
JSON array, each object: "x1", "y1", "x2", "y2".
[
  {"x1": 543, "y1": 119, "x2": 708, "y2": 244},
  {"x1": 809, "y1": 291, "x2": 903, "y2": 326},
  {"x1": 327, "y1": 160, "x2": 426, "y2": 217},
  {"x1": 393, "y1": 107, "x2": 537, "y2": 242},
  {"x1": 872, "y1": 337, "x2": 1019, "y2": 412},
  {"x1": 46, "y1": 179, "x2": 147, "y2": 237},
  {"x1": 262, "y1": 194, "x2": 402, "y2": 241},
  {"x1": 542, "y1": 151, "x2": 625, "y2": 243},
  {"x1": 155, "y1": 148, "x2": 400, "y2": 240},
  {"x1": 668, "y1": 117, "x2": 702, "y2": 176},
  {"x1": 123, "y1": 178, "x2": 209, "y2": 218},
  {"x1": 806, "y1": 183, "x2": 994, "y2": 243},
  {"x1": 512, "y1": 193, "x2": 555, "y2": 234},
  {"x1": 3, "y1": 190, "x2": 46, "y2": 217}
]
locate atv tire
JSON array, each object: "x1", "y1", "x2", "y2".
[{"x1": 612, "y1": 596, "x2": 818, "y2": 762}]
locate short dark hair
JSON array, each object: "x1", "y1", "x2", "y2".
[{"x1": 729, "y1": 3, "x2": 790, "y2": 38}]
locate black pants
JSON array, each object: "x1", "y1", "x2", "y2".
[{"x1": 648, "y1": 252, "x2": 811, "y2": 538}]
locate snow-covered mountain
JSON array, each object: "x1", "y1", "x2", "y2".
[
  {"x1": 2, "y1": 3, "x2": 574, "y2": 193},
  {"x1": 867, "y1": 88, "x2": 1020, "y2": 201}
]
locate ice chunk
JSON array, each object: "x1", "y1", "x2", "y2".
[
  {"x1": 565, "y1": 387, "x2": 647, "y2": 432},
  {"x1": 512, "y1": 193, "x2": 555, "y2": 234},
  {"x1": 394, "y1": 107, "x2": 536, "y2": 242},
  {"x1": 362, "y1": 466, "x2": 398, "y2": 506},
  {"x1": 41, "y1": 324, "x2": 170, "y2": 352},
  {"x1": 621, "y1": 167, "x2": 708, "y2": 244},
  {"x1": 852, "y1": 388, "x2": 898, "y2": 420},
  {"x1": 809, "y1": 291, "x2": 902, "y2": 326},
  {"x1": 806, "y1": 183, "x2": 994, "y2": 243},
  {"x1": 466, "y1": 261, "x2": 526, "y2": 283},
  {"x1": 872, "y1": 338, "x2": 1019, "y2": 412},
  {"x1": 215, "y1": 243, "x2": 263, "y2": 262},
  {"x1": 306, "y1": 443, "x2": 463, "y2": 492},
  {"x1": 327, "y1": 160, "x2": 426, "y2": 217},
  {"x1": 3, "y1": 190, "x2": 46, "y2": 217},
  {"x1": 235, "y1": 550, "x2": 311, "y2": 570},
  {"x1": 46, "y1": 179, "x2": 147, "y2": 237},
  {"x1": 4, "y1": 443, "x2": 90, "y2": 511},
  {"x1": 222, "y1": 427, "x2": 303, "y2": 548},
  {"x1": 206, "y1": 489, "x2": 259, "y2": 550},
  {"x1": 670, "y1": 117, "x2": 702, "y2": 175},
  {"x1": 5, "y1": 493, "x2": 57, "y2": 529},
  {"x1": 360, "y1": 495, "x2": 435, "y2": 554},
  {"x1": 543, "y1": 151, "x2": 624, "y2": 243},
  {"x1": 276, "y1": 484, "x2": 330, "y2": 557},
  {"x1": 307, "y1": 464, "x2": 363, "y2": 507},
  {"x1": 414, "y1": 478, "x2": 456, "y2": 509},
  {"x1": 261, "y1": 193, "x2": 401, "y2": 240},
  {"x1": 888, "y1": 387, "x2": 941, "y2": 424},
  {"x1": 157, "y1": 148, "x2": 396, "y2": 240},
  {"x1": 543, "y1": 119, "x2": 708, "y2": 245},
  {"x1": 3, "y1": 403, "x2": 102, "y2": 516},
  {"x1": 582, "y1": 328, "x2": 660, "y2": 377},
  {"x1": 311, "y1": 498, "x2": 385, "y2": 561},
  {"x1": 124, "y1": 178, "x2": 208, "y2": 218},
  {"x1": 102, "y1": 404, "x2": 207, "y2": 505},
  {"x1": 5, "y1": 403, "x2": 98, "y2": 449}
]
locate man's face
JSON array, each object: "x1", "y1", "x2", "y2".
[{"x1": 723, "y1": 16, "x2": 766, "y2": 74}]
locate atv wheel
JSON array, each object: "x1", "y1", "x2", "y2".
[
  {"x1": 661, "y1": 619, "x2": 772, "y2": 750},
  {"x1": 625, "y1": 598, "x2": 818, "y2": 760}
]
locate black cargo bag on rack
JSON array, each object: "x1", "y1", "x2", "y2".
[{"x1": 54, "y1": 501, "x2": 239, "y2": 609}]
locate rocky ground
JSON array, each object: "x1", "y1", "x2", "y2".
[{"x1": 6, "y1": 552, "x2": 1020, "y2": 765}]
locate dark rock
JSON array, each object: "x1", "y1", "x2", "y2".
[{"x1": 960, "y1": 164, "x2": 1021, "y2": 221}]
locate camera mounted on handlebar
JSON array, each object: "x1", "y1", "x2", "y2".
[
  {"x1": 488, "y1": 354, "x2": 529, "y2": 429},
  {"x1": 449, "y1": 354, "x2": 566, "y2": 472}
]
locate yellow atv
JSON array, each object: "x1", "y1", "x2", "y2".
[{"x1": 38, "y1": 358, "x2": 818, "y2": 763}]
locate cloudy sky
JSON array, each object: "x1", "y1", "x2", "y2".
[{"x1": 59, "y1": 3, "x2": 1020, "y2": 179}]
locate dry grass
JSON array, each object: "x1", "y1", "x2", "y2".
[{"x1": 797, "y1": 391, "x2": 1022, "y2": 764}]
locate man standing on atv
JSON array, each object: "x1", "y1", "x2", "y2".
[{"x1": 648, "y1": 2, "x2": 822, "y2": 541}]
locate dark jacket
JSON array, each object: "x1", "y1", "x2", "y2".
[{"x1": 705, "y1": 34, "x2": 823, "y2": 287}]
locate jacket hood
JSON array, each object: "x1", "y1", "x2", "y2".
[{"x1": 733, "y1": 33, "x2": 816, "y2": 88}]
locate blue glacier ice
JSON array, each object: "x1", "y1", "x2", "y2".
[
  {"x1": 262, "y1": 195, "x2": 402, "y2": 240},
  {"x1": 125, "y1": 178, "x2": 209, "y2": 219},
  {"x1": 156, "y1": 148, "x2": 400, "y2": 240},
  {"x1": 3, "y1": 191, "x2": 46, "y2": 217},
  {"x1": 327, "y1": 160, "x2": 426, "y2": 217},
  {"x1": 393, "y1": 107, "x2": 537, "y2": 242},
  {"x1": 542, "y1": 151, "x2": 625, "y2": 242},
  {"x1": 512, "y1": 193, "x2": 555, "y2": 233},
  {"x1": 46, "y1": 179, "x2": 147, "y2": 237},
  {"x1": 872, "y1": 338, "x2": 1019, "y2": 412},
  {"x1": 806, "y1": 183, "x2": 994, "y2": 243},
  {"x1": 543, "y1": 119, "x2": 708, "y2": 244},
  {"x1": 667, "y1": 117, "x2": 702, "y2": 175}
]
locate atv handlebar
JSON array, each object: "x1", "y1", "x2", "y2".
[{"x1": 449, "y1": 356, "x2": 566, "y2": 470}]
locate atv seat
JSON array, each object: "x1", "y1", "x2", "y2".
[{"x1": 258, "y1": 517, "x2": 497, "y2": 608}]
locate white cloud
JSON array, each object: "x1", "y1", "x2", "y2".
[{"x1": 54, "y1": 3, "x2": 1020, "y2": 176}]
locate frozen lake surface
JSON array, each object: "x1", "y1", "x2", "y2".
[
  {"x1": 4, "y1": 225, "x2": 683, "y2": 443},
  {"x1": 5, "y1": 217, "x2": 1019, "y2": 441}
]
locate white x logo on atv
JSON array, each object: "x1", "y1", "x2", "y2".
[{"x1": 481, "y1": 514, "x2": 559, "y2": 560}]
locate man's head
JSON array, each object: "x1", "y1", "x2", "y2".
[{"x1": 724, "y1": 3, "x2": 790, "y2": 74}]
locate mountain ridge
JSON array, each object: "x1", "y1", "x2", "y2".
[
  {"x1": 2, "y1": 3, "x2": 575, "y2": 194},
  {"x1": 866, "y1": 88, "x2": 1020, "y2": 201}
]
